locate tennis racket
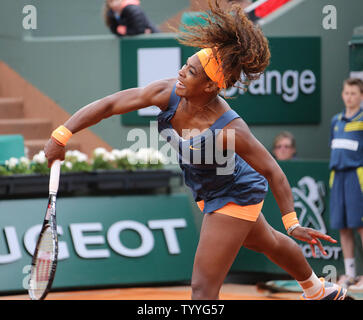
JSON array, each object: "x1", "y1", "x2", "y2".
[{"x1": 28, "y1": 160, "x2": 61, "y2": 300}]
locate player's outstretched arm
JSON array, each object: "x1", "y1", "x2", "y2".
[
  {"x1": 64, "y1": 79, "x2": 173, "y2": 134},
  {"x1": 44, "y1": 79, "x2": 174, "y2": 166}
]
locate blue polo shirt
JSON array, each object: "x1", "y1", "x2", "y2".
[{"x1": 329, "y1": 108, "x2": 363, "y2": 171}]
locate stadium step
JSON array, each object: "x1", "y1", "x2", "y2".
[
  {"x1": 25, "y1": 139, "x2": 81, "y2": 159},
  {"x1": 0, "y1": 118, "x2": 52, "y2": 140},
  {"x1": 0, "y1": 95, "x2": 81, "y2": 159},
  {"x1": 0, "y1": 97, "x2": 24, "y2": 118}
]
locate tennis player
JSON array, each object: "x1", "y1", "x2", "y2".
[{"x1": 45, "y1": 0, "x2": 346, "y2": 300}]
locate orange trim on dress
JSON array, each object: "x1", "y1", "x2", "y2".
[{"x1": 197, "y1": 200, "x2": 263, "y2": 222}]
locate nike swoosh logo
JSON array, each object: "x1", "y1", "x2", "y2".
[{"x1": 189, "y1": 145, "x2": 201, "y2": 151}]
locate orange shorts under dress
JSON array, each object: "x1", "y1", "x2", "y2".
[{"x1": 197, "y1": 200, "x2": 264, "y2": 222}]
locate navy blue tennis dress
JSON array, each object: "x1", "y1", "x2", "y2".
[{"x1": 158, "y1": 83, "x2": 268, "y2": 214}]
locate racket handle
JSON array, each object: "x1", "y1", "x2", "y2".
[{"x1": 49, "y1": 160, "x2": 61, "y2": 195}]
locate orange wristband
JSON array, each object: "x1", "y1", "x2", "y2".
[
  {"x1": 51, "y1": 125, "x2": 72, "y2": 147},
  {"x1": 282, "y1": 211, "x2": 299, "y2": 231}
]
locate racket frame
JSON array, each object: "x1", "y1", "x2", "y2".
[
  {"x1": 28, "y1": 160, "x2": 60, "y2": 300},
  {"x1": 28, "y1": 194, "x2": 59, "y2": 300}
]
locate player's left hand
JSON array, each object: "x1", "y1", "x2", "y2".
[{"x1": 290, "y1": 226, "x2": 337, "y2": 258}]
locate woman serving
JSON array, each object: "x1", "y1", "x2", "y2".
[{"x1": 45, "y1": 0, "x2": 346, "y2": 300}]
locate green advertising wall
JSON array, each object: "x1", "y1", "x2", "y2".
[
  {"x1": 120, "y1": 35, "x2": 321, "y2": 126},
  {"x1": 0, "y1": 193, "x2": 199, "y2": 293}
]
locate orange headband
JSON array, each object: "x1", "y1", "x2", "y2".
[{"x1": 196, "y1": 48, "x2": 226, "y2": 89}]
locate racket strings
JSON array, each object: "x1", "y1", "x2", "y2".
[{"x1": 29, "y1": 226, "x2": 55, "y2": 299}]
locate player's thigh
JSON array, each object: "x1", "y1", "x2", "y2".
[
  {"x1": 192, "y1": 212, "x2": 255, "y2": 282},
  {"x1": 243, "y1": 213, "x2": 282, "y2": 253}
]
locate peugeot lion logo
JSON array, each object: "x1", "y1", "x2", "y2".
[{"x1": 292, "y1": 176, "x2": 327, "y2": 234}]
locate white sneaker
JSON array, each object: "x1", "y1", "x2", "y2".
[{"x1": 300, "y1": 278, "x2": 347, "y2": 300}]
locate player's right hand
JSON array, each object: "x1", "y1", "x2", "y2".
[
  {"x1": 44, "y1": 138, "x2": 65, "y2": 168},
  {"x1": 290, "y1": 226, "x2": 337, "y2": 258}
]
